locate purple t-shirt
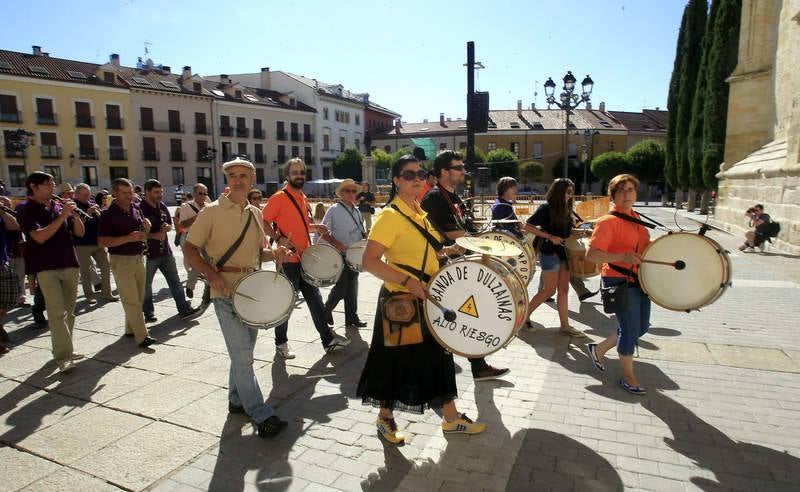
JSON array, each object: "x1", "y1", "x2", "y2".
[
  {"x1": 98, "y1": 201, "x2": 146, "y2": 256},
  {"x1": 18, "y1": 199, "x2": 80, "y2": 274},
  {"x1": 139, "y1": 199, "x2": 172, "y2": 258}
]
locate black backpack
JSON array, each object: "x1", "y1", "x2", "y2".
[{"x1": 766, "y1": 221, "x2": 781, "y2": 238}]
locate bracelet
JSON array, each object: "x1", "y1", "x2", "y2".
[{"x1": 401, "y1": 276, "x2": 411, "y2": 286}]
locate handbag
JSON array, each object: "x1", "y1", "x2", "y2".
[{"x1": 601, "y1": 280, "x2": 628, "y2": 314}]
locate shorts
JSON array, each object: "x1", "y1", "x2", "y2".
[
  {"x1": 0, "y1": 262, "x2": 20, "y2": 310},
  {"x1": 539, "y1": 253, "x2": 565, "y2": 273},
  {"x1": 602, "y1": 277, "x2": 651, "y2": 356}
]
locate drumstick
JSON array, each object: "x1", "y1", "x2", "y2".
[
  {"x1": 641, "y1": 259, "x2": 686, "y2": 270},
  {"x1": 234, "y1": 291, "x2": 260, "y2": 302},
  {"x1": 425, "y1": 293, "x2": 457, "y2": 322}
]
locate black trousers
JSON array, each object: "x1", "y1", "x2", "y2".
[
  {"x1": 32, "y1": 285, "x2": 46, "y2": 323},
  {"x1": 324, "y1": 267, "x2": 360, "y2": 325}
]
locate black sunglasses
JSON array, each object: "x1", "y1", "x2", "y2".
[
  {"x1": 399, "y1": 170, "x2": 428, "y2": 181},
  {"x1": 447, "y1": 165, "x2": 465, "y2": 171}
]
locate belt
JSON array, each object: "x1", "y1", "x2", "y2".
[{"x1": 217, "y1": 266, "x2": 257, "y2": 273}]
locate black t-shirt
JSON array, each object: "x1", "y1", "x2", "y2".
[
  {"x1": 420, "y1": 186, "x2": 469, "y2": 233},
  {"x1": 526, "y1": 203, "x2": 573, "y2": 259},
  {"x1": 356, "y1": 191, "x2": 375, "y2": 213},
  {"x1": 754, "y1": 213, "x2": 771, "y2": 235}
]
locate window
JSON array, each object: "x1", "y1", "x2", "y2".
[
  {"x1": 568, "y1": 142, "x2": 578, "y2": 157},
  {"x1": 304, "y1": 146, "x2": 312, "y2": 165},
  {"x1": 142, "y1": 137, "x2": 157, "y2": 161},
  {"x1": 291, "y1": 146, "x2": 299, "y2": 158},
  {"x1": 254, "y1": 143, "x2": 265, "y2": 163},
  {"x1": 237, "y1": 142, "x2": 248, "y2": 157},
  {"x1": 82, "y1": 166, "x2": 98, "y2": 186},
  {"x1": 0, "y1": 95, "x2": 20, "y2": 122},
  {"x1": 384, "y1": 145, "x2": 391, "y2": 152},
  {"x1": 67, "y1": 70, "x2": 87, "y2": 80},
  {"x1": 106, "y1": 104, "x2": 123, "y2": 129},
  {"x1": 103, "y1": 72, "x2": 115, "y2": 83},
  {"x1": 355, "y1": 114, "x2": 360, "y2": 125},
  {"x1": 194, "y1": 112, "x2": 207, "y2": 134},
  {"x1": 458, "y1": 141, "x2": 467, "y2": 149},
  {"x1": 323, "y1": 107, "x2": 329, "y2": 120},
  {"x1": 145, "y1": 167, "x2": 158, "y2": 180},
  {"x1": 43, "y1": 165, "x2": 62, "y2": 184},
  {"x1": 170, "y1": 139, "x2": 184, "y2": 161},
  {"x1": 234, "y1": 90, "x2": 242, "y2": 99},
  {"x1": 323, "y1": 134, "x2": 330, "y2": 150},
  {"x1": 40, "y1": 132, "x2": 58, "y2": 158},
  {"x1": 193, "y1": 82, "x2": 202, "y2": 92},
  {"x1": 132, "y1": 76, "x2": 151, "y2": 86},
  {"x1": 197, "y1": 167, "x2": 212, "y2": 179},
  {"x1": 140, "y1": 107, "x2": 154, "y2": 131},
  {"x1": 339, "y1": 136, "x2": 346, "y2": 152},
  {"x1": 277, "y1": 145, "x2": 286, "y2": 163},
  {"x1": 323, "y1": 167, "x2": 331, "y2": 180},
  {"x1": 29, "y1": 65, "x2": 49, "y2": 75},
  {"x1": 354, "y1": 139, "x2": 360, "y2": 150},
  {"x1": 533, "y1": 142, "x2": 543, "y2": 159},
  {"x1": 172, "y1": 167, "x2": 185, "y2": 185},
  {"x1": 255, "y1": 168, "x2": 265, "y2": 184},
  {"x1": 487, "y1": 142, "x2": 497, "y2": 151},
  {"x1": 159, "y1": 80, "x2": 180, "y2": 90},
  {"x1": 222, "y1": 142, "x2": 232, "y2": 160},
  {"x1": 510, "y1": 142, "x2": 520, "y2": 156},
  {"x1": 335, "y1": 110, "x2": 351, "y2": 124},
  {"x1": 36, "y1": 98, "x2": 56, "y2": 125},
  {"x1": 78, "y1": 134, "x2": 96, "y2": 159},
  {"x1": 8, "y1": 165, "x2": 26, "y2": 187},
  {"x1": 109, "y1": 167, "x2": 128, "y2": 179},
  {"x1": 439, "y1": 142, "x2": 447, "y2": 151},
  {"x1": 606, "y1": 141, "x2": 615, "y2": 151},
  {"x1": 168, "y1": 110, "x2": 182, "y2": 133},
  {"x1": 108, "y1": 135, "x2": 125, "y2": 160},
  {"x1": 74, "y1": 101, "x2": 93, "y2": 127},
  {"x1": 289, "y1": 97, "x2": 296, "y2": 107},
  {"x1": 306, "y1": 168, "x2": 313, "y2": 181}
]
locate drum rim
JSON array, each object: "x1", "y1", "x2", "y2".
[
  {"x1": 301, "y1": 242, "x2": 344, "y2": 283},
  {"x1": 232, "y1": 270, "x2": 296, "y2": 328},
  {"x1": 423, "y1": 255, "x2": 527, "y2": 358},
  {"x1": 476, "y1": 231, "x2": 535, "y2": 285}
]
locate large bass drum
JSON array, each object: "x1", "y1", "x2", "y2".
[
  {"x1": 476, "y1": 231, "x2": 535, "y2": 285},
  {"x1": 424, "y1": 255, "x2": 528, "y2": 358},
  {"x1": 232, "y1": 270, "x2": 296, "y2": 329},
  {"x1": 639, "y1": 232, "x2": 732, "y2": 312}
]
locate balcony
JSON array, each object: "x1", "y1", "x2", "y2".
[
  {"x1": 236, "y1": 127, "x2": 250, "y2": 138},
  {"x1": 277, "y1": 153, "x2": 287, "y2": 164},
  {"x1": 108, "y1": 148, "x2": 127, "y2": 160},
  {"x1": 303, "y1": 133, "x2": 314, "y2": 142},
  {"x1": 37, "y1": 113, "x2": 58, "y2": 125},
  {"x1": 140, "y1": 121, "x2": 184, "y2": 133},
  {"x1": 75, "y1": 115, "x2": 95, "y2": 128},
  {"x1": 220, "y1": 126, "x2": 234, "y2": 137},
  {"x1": 106, "y1": 117, "x2": 125, "y2": 130},
  {"x1": 40, "y1": 145, "x2": 62, "y2": 159},
  {"x1": 4, "y1": 147, "x2": 25, "y2": 158},
  {"x1": 79, "y1": 147, "x2": 98, "y2": 159},
  {"x1": 290, "y1": 132, "x2": 301, "y2": 142},
  {"x1": 197, "y1": 151, "x2": 213, "y2": 162},
  {"x1": 0, "y1": 111, "x2": 22, "y2": 123},
  {"x1": 253, "y1": 128, "x2": 265, "y2": 139},
  {"x1": 254, "y1": 153, "x2": 266, "y2": 164},
  {"x1": 222, "y1": 153, "x2": 235, "y2": 162},
  {"x1": 194, "y1": 126, "x2": 210, "y2": 135},
  {"x1": 304, "y1": 155, "x2": 313, "y2": 166},
  {"x1": 276, "y1": 130, "x2": 287, "y2": 141},
  {"x1": 170, "y1": 150, "x2": 186, "y2": 162},
  {"x1": 142, "y1": 150, "x2": 160, "y2": 161}
]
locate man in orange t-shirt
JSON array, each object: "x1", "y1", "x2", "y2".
[{"x1": 263, "y1": 158, "x2": 350, "y2": 359}]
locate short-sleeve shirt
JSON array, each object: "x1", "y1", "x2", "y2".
[
  {"x1": 322, "y1": 201, "x2": 365, "y2": 247},
  {"x1": 186, "y1": 195, "x2": 266, "y2": 299},
  {"x1": 589, "y1": 206, "x2": 651, "y2": 278},
  {"x1": 526, "y1": 203, "x2": 573, "y2": 259},
  {"x1": 754, "y1": 213, "x2": 771, "y2": 235},
  {"x1": 420, "y1": 185, "x2": 471, "y2": 234},
  {"x1": 356, "y1": 191, "x2": 376, "y2": 213},
  {"x1": 73, "y1": 200, "x2": 100, "y2": 246},
  {"x1": 139, "y1": 199, "x2": 172, "y2": 258},
  {"x1": 491, "y1": 198, "x2": 522, "y2": 238},
  {"x1": 18, "y1": 199, "x2": 80, "y2": 274},
  {"x1": 98, "y1": 201, "x2": 147, "y2": 256},
  {"x1": 368, "y1": 198, "x2": 442, "y2": 293},
  {"x1": 262, "y1": 186, "x2": 312, "y2": 264},
  {"x1": 178, "y1": 201, "x2": 203, "y2": 228}
]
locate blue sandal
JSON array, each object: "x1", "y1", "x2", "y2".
[
  {"x1": 619, "y1": 379, "x2": 646, "y2": 395},
  {"x1": 587, "y1": 343, "x2": 605, "y2": 372}
]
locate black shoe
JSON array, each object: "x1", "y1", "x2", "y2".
[
  {"x1": 257, "y1": 415, "x2": 288, "y2": 438},
  {"x1": 138, "y1": 336, "x2": 156, "y2": 348},
  {"x1": 473, "y1": 366, "x2": 511, "y2": 382},
  {"x1": 346, "y1": 320, "x2": 368, "y2": 328},
  {"x1": 179, "y1": 306, "x2": 204, "y2": 321},
  {"x1": 579, "y1": 289, "x2": 599, "y2": 302},
  {"x1": 124, "y1": 333, "x2": 135, "y2": 338},
  {"x1": 31, "y1": 320, "x2": 48, "y2": 329},
  {"x1": 94, "y1": 282, "x2": 102, "y2": 292},
  {"x1": 545, "y1": 297, "x2": 555, "y2": 303},
  {"x1": 185, "y1": 288, "x2": 193, "y2": 299},
  {"x1": 144, "y1": 315, "x2": 158, "y2": 323},
  {"x1": 228, "y1": 402, "x2": 246, "y2": 414}
]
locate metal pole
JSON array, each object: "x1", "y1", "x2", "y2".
[
  {"x1": 466, "y1": 41, "x2": 475, "y2": 172},
  {"x1": 563, "y1": 108, "x2": 570, "y2": 178}
]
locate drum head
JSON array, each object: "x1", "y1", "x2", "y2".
[
  {"x1": 477, "y1": 231, "x2": 535, "y2": 285},
  {"x1": 232, "y1": 271, "x2": 295, "y2": 328},
  {"x1": 424, "y1": 256, "x2": 526, "y2": 358},
  {"x1": 301, "y1": 244, "x2": 343, "y2": 284},
  {"x1": 639, "y1": 233, "x2": 731, "y2": 311}
]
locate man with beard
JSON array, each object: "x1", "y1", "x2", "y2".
[
  {"x1": 421, "y1": 150, "x2": 511, "y2": 382},
  {"x1": 262, "y1": 158, "x2": 350, "y2": 359}
]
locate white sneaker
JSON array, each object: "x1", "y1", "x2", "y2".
[
  {"x1": 276, "y1": 343, "x2": 296, "y2": 359},
  {"x1": 57, "y1": 359, "x2": 75, "y2": 373},
  {"x1": 324, "y1": 334, "x2": 351, "y2": 353}
]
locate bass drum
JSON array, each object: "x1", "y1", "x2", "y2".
[
  {"x1": 639, "y1": 232, "x2": 732, "y2": 312},
  {"x1": 565, "y1": 237, "x2": 600, "y2": 278},
  {"x1": 476, "y1": 231, "x2": 535, "y2": 285},
  {"x1": 301, "y1": 243, "x2": 344, "y2": 287},
  {"x1": 232, "y1": 270, "x2": 296, "y2": 329},
  {"x1": 424, "y1": 255, "x2": 528, "y2": 358}
]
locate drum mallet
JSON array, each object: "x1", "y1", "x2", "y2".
[
  {"x1": 425, "y1": 293, "x2": 457, "y2": 322},
  {"x1": 641, "y1": 259, "x2": 686, "y2": 270}
]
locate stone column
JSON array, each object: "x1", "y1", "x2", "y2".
[{"x1": 361, "y1": 156, "x2": 376, "y2": 185}]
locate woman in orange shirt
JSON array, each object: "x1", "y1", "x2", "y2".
[{"x1": 585, "y1": 174, "x2": 651, "y2": 395}]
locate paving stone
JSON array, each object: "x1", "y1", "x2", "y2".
[
  {"x1": 105, "y1": 374, "x2": 217, "y2": 419},
  {"x1": 0, "y1": 383, "x2": 96, "y2": 443},
  {"x1": 0, "y1": 445, "x2": 62, "y2": 491}
]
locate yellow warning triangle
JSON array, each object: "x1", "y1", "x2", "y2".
[{"x1": 458, "y1": 295, "x2": 479, "y2": 318}]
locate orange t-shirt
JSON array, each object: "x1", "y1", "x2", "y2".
[
  {"x1": 262, "y1": 187, "x2": 312, "y2": 263},
  {"x1": 416, "y1": 182, "x2": 431, "y2": 202},
  {"x1": 588, "y1": 206, "x2": 651, "y2": 278}
]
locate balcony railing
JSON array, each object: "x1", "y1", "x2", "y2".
[
  {"x1": 236, "y1": 127, "x2": 250, "y2": 138},
  {"x1": 303, "y1": 133, "x2": 314, "y2": 142},
  {"x1": 106, "y1": 117, "x2": 125, "y2": 130},
  {"x1": 277, "y1": 154, "x2": 287, "y2": 164},
  {"x1": 37, "y1": 113, "x2": 58, "y2": 125},
  {"x1": 170, "y1": 151, "x2": 186, "y2": 162},
  {"x1": 140, "y1": 121, "x2": 184, "y2": 133},
  {"x1": 142, "y1": 150, "x2": 160, "y2": 161},
  {"x1": 0, "y1": 112, "x2": 22, "y2": 123},
  {"x1": 194, "y1": 126, "x2": 210, "y2": 135},
  {"x1": 197, "y1": 151, "x2": 213, "y2": 162},
  {"x1": 222, "y1": 153, "x2": 235, "y2": 162},
  {"x1": 254, "y1": 153, "x2": 266, "y2": 164},
  {"x1": 4, "y1": 147, "x2": 25, "y2": 158},
  {"x1": 276, "y1": 130, "x2": 287, "y2": 141},
  {"x1": 220, "y1": 126, "x2": 234, "y2": 137},
  {"x1": 75, "y1": 115, "x2": 95, "y2": 128},
  {"x1": 79, "y1": 147, "x2": 98, "y2": 159},
  {"x1": 290, "y1": 132, "x2": 300, "y2": 142},
  {"x1": 40, "y1": 145, "x2": 62, "y2": 159},
  {"x1": 304, "y1": 155, "x2": 313, "y2": 166},
  {"x1": 253, "y1": 128, "x2": 265, "y2": 139},
  {"x1": 109, "y1": 148, "x2": 127, "y2": 160}
]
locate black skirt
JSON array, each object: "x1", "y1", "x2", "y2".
[{"x1": 356, "y1": 288, "x2": 458, "y2": 414}]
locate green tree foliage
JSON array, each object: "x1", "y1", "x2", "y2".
[
  {"x1": 590, "y1": 151, "x2": 631, "y2": 181},
  {"x1": 674, "y1": 0, "x2": 708, "y2": 190},
  {"x1": 391, "y1": 147, "x2": 414, "y2": 163},
  {"x1": 333, "y1": 148, "x2": 364, "y2": 181},
  {"x1": 665, "y1": 8, "x2": 689, "y2": 188},
  {"x1": 701, "y1": 0, "x2": 741, "y2": 189},
  {"x1": 519, "y1": 161, "x2": 544, "y2": 184},
  {"x1": 485, "y1": 148, "x2": 519, "y2": 180},
  {"x1": 370, "y1": 149, "x2": 393, "y2": 169},
  {"x1": 627, "y1": 140, "x2": 666, "y2": 182}
]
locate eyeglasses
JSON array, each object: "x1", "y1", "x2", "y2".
[
  {"x1": 399, "y1": 170, "x2": 428, "y2": 181},
  {"x1": 341, "y1": 189, "x2": 358, "y2": 194},
  {"x1": 289, "y1": 171, "x2": 305, "y2": 176},
  {"x1": 447, "y1": 165, "x2": 465, "y2": 171}
]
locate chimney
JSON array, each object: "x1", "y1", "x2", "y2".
[
  {"x1": 395, "y1": 120, "x2": 401, "y2": 133},
  {"x1": 440, "y1": 113, "x2": 445, "y2": 126},
  {"x1": 161, "y1": 66, "x2": 171, "y2": 74},
  {"x1": 260, "y1": 67, "x2": 271, "y2": 90},
  {"x1": 585, "y1": 101, "x2": 592, "y2": 110},
  {"x1": 362, "y1": 93, "x2": 370, "y2": 105},
  {"x1": 42, "y1": 52, "x2": 49, "y2": 58},
  {"x1": 220, "y1": 74, "x2": 230, "y2": 84},
  {"x1": 110, "y1": 53, "x2": 120, "y2": 67},
  {"x1": 182, "y1": 65, "x2": 191, "y2": 79},
  {"x1": 599, "y1": 102, "x2": 606, "y2": 112},
  {"x1": 32, "y1": 45, "x2": 42, "y2": 56},
  {"x1": 531, "y1": 103, "x2": 536, "y2": 110},
  {"x1": 655, "y1": 106, "x2": 660, "y2": 111},
  {"x1": 423, "y1": 119, "x2": 428, "y2": 123},
  {"x1": 517, "y1": 99, "x2": 522, "y2": 116}
]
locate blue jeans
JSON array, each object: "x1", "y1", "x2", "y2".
[
  {"x1": 602, "y1": 277, "x2": 651, "y2": 356},
  {"x1": 275, "y1": 262, "x2": 333, "y2": 347},
  {"x1": 143, "y1": 255, "x2": 191, "y2": 316},
  {"x1": 213, "y1": 298, "x2": 274, "y2": 424}
]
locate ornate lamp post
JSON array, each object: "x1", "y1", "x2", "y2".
[
  {"x1": 200, "y1": 147, "x2": 218, "y2": 196},
  {"x1": 544, "y1": 72, "x2": 594, "y2": 178},
  {"x1": 574, "y1": 129, "x2": 600, "y2": 193},
  {"x1": 5, "y1": 128, "x2": 35, "y2": 175}
]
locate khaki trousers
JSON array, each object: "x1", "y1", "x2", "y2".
[
  {"x1": 109, "y1": 255, "x2": 149, "y2": 343},
  {"x1": 76, "y1": 245, "x2": 113, "y2": 298},
  {"x1": 37, "y1": 267, "x2": 79, "y2": 361},
  {"x1": 11, "y1": 256, "x2": 25, "y2": 297}
]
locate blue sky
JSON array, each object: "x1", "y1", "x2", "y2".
[{"x1": 2, "y1": 0, "x2": 685, "y2": 122}]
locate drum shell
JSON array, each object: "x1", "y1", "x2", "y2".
[
  {"x1": 565, "y1": 237, "x2": 600, "y2": 278},
  {"x1": 300, "y1": 243, "x2": 344, "y2": 287},
  {"x1": 232, "y1": 270, "x2": 296, "y2": 329},
  {"x1": 477, "y1": 231, "x2": 535, "y2": 285}
]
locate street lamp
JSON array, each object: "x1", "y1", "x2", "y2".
[
  {"x1": 544, "y1": 71, "x2": 594, "y2": 178},
  {"x1": 200, "y1": 147, "x2": 218, "y2": 197},
  {"x1": 574, "y1": 129, "x2": 600, "y2": 193},
  {"x1": 5, "y1": 128, "x2": 35, "y2": 175}
]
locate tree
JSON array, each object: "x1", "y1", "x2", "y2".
[
  {"x1": 519, "y1": 161, "x2": 544, "y2": 184},
  {"x1": 485, "y1": 148, "x2": 519, "y2": 180},
  {"x1": 370, "y1": 148, "x2": 393, "y2": 170},
  {"x1": 628, "y1": 140, "x2": 666, "y2": 204},
  {"x1": 590, "y1": 151, "x2": 631, "y2": 181},
  {"x1": 552, "y1": 157, "x2": 597, "y2": 192},
  {"x1": 391, "y1": 146, "x2": 414, "y2": 163},
  {"x1": 665, "y1": 8, "x2": 689, "y2": 190},
  {"x1": 333, "y1": 147, "x2": 363, "y2": 181}
]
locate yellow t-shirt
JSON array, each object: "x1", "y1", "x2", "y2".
[{"x1": 368, "y1": 198, "x2": 442, "y2": 293}]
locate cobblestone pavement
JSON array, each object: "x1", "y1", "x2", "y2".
[{"x1": 1, "y1": 206, "x2": 799, "y2": 491}]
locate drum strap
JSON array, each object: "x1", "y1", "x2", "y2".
[
  {"x1": 389, "y1": 204, "x2": 447, "y2": 251},
  {"x1": 339, "y1": 201, "x2": 366, "y2": 239},
  {"x1": 608, "y1": 210, "x2": 664, "y2": 229},
  {"x1": 280, "y1": 189, "x2": 312, "y2": 243},
  {"x1": 215, "y1": 211, "x2": 253, "y2": 270}
]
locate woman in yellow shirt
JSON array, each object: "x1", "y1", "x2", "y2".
[{"x1": 356, "y1": 155, "x2": 486, "y2": 444}]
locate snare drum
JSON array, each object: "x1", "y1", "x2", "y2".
[
  {"x1": 300, "y1": 243, "x2": 344, "y2": 287},
  {"x1": 344, "y1": 239, "x2": 368, "y2": 272},
  {"x1": 565, "y1": 237, "x2": 600, "y2": 278},
  {"x1": 476, "y1": 231, "x2": 535, "y2": 285},
  {"x1": 424, "y1": 255, "x2": 528, "y2": 358},
  {"x1": 232, "y1": 270, "x2": 296, "y2": 329},
  {"x1": 639, "y1": 232, "x2": 732, "y2": 312}
]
